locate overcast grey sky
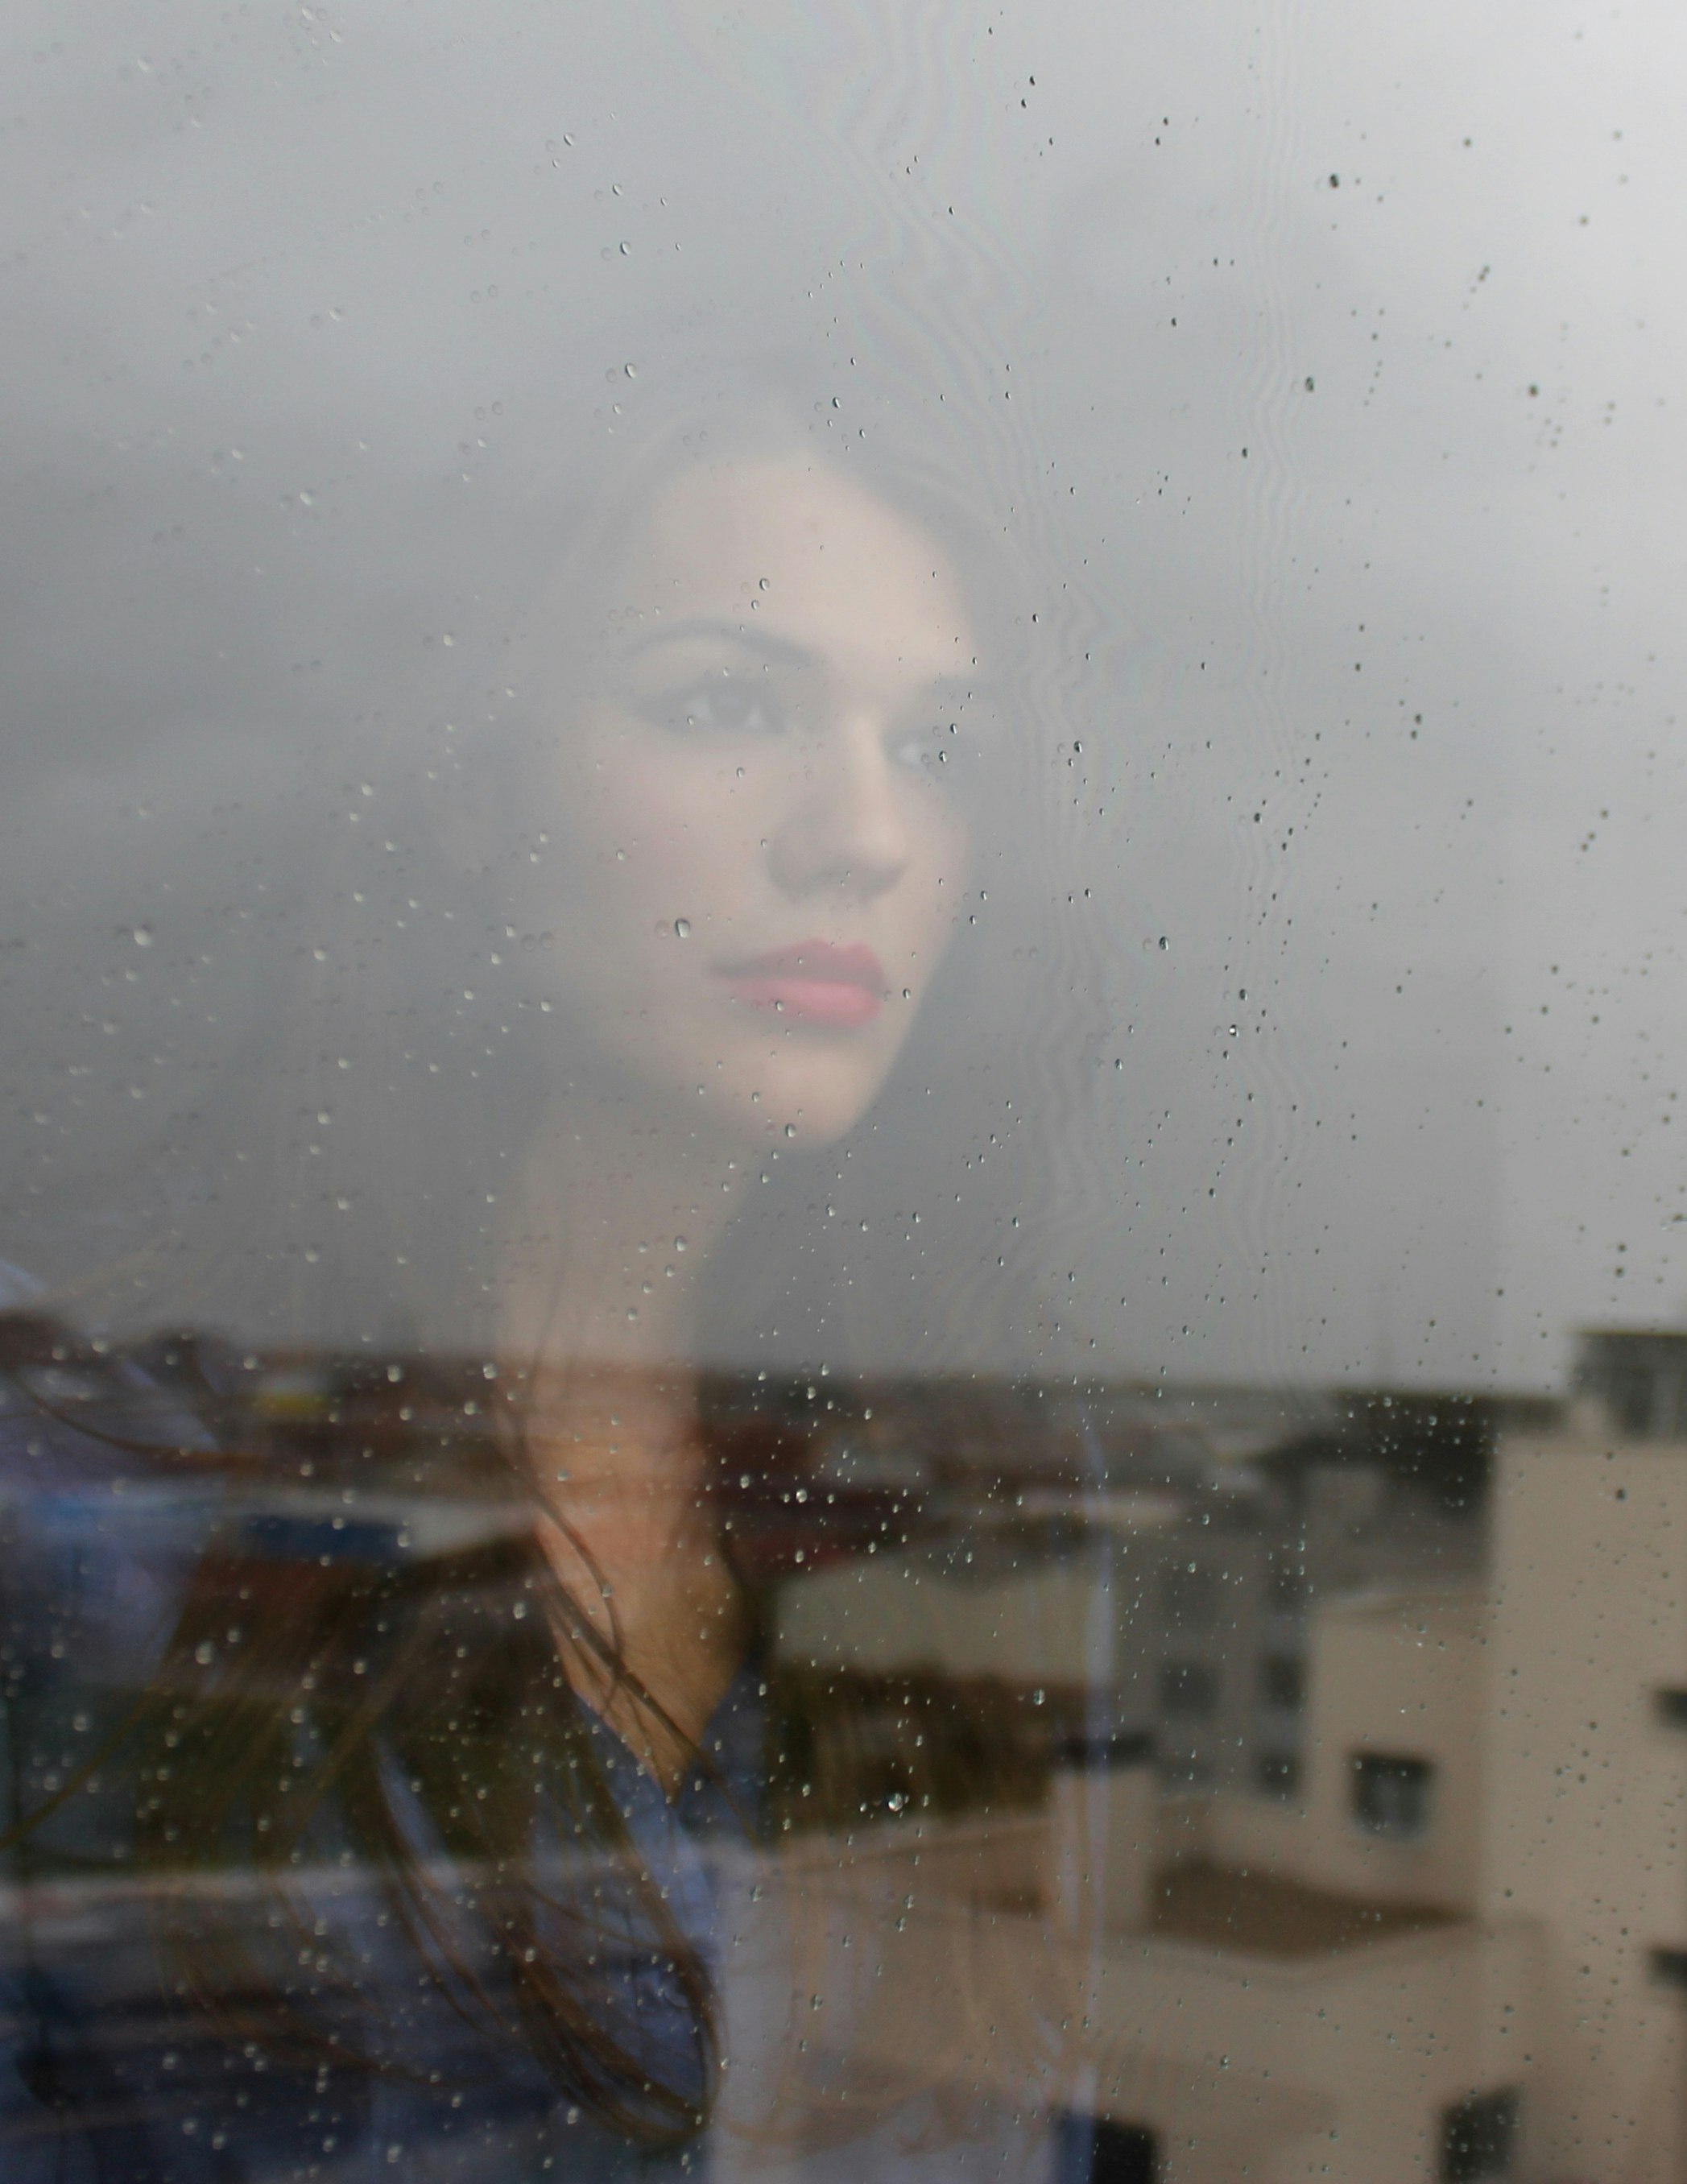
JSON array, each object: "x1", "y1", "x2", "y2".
[{"x1": 2, "y1": 0, "x2": 1679, "y2": 1391}]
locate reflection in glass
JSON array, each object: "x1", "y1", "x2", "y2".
[
  {"x1": 2, "y1": 378, "x2": 1106, "y2": 2181},
  {"x1": 5, "y1": 6, "x2": 1687, "y2": 2180}
]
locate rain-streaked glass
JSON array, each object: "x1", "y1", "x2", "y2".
[{"x1": 2, "y1": 7, "x2": 1682, "y2": 2182}]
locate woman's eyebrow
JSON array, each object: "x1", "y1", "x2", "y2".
[
  {"x1": 621, "y1": 619, "x2": 817, "y2": 670},
  {"x1": 621, "y1": 623, "x2": 998, "y2": 706}
]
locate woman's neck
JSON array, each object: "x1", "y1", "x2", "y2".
[
  {"x1": 496, "y1": 1082, "x2": 753, "y2": 1790},
  {"x1": 497, "y1": 1079, "x2": 747, "y2": 1374},
  {"x1": 522, "y1": 1379, "x2": 749, "y2": 1793}
]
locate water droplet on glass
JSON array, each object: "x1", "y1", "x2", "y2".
[
  {"x1": 735, "y1": 766, "x2": 745, "y2": 779},
  {"x1": 673, "y1": 917, "x2": 691, "y2": 939},
  {"x1": 784, "y1": 1123, "x2": 797, "y2": 1139},
  {"x1": 902, "y1": 987, "x2": 912, "y2": 1001},
  {"x1": 130, "y1": 925, "x2": 153, "y2": 947},
  {"x1": 674, "y1": 1236, "x2": 688, "y2": 1252},
  {"x1": 758, "y1": 577, "x2": 769, "y2": 591},
  {"x1": 1158, "y1": 935, "x2": 1170, "y2": 951},
  {"x1": 193, "y1": 1640, "x2": 215, "y2": 1666}
]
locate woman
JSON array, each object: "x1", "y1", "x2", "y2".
[{"x1": 1, "y1": 382, "x2": 1093, "y2": 2182}]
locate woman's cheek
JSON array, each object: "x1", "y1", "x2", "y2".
[
  {"x1": 559, "y1": 742, "x2": 732, "y2": 916},
  {"x1": 903, "y1": 805, "x2": 970, "y2": 961}
]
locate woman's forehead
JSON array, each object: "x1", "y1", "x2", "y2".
[{"x1": 611, "y1": 454, "x2": 978, "y2": 679}]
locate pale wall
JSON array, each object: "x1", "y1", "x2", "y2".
[
  {"x1": 1224, "y1": 1586, "x2": 1489, "y2": 1912},
  {"x1": 775, "y1": 1549, "x2": 1111, "y2": 1689},
  {"x1": 1481, "y1": 1433, "x2": 1687, "y2": 2183}
]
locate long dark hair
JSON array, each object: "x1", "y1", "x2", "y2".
[{"x1": 144, "y1": 1487, "x2": 720, "y2": 2141}]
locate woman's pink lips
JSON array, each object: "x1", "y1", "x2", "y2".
[{"x1": 715, "y1": 941, "x2": 887, "y2": 1028}]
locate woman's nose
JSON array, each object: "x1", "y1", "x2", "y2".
[{"x1": 767, "y1": 713, "x2": 912, "y2": 903}]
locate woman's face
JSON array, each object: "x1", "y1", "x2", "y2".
[{"x1": 527, "y1": 455, "x2": 989, "y2": 1147}]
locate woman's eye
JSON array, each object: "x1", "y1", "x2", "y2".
[
  {"x1": 655, "y1": 676, "x2": 780, "y2": 737},
  {"x1": 891, "y1": 720, "x2": 967, "y2": 784}
]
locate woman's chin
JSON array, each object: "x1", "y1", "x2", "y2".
[
  {"x1": 569, "y1": 1017, "x2": 909, "y2": 1154},
  {"x1": 731, "y1": 1047, "x2": 905, "y2": 1152}
]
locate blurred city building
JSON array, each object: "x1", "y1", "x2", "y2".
[
  {"x1": 767, "y1": 1346, "x2": 1684, "y2": 2182},
  {"x1": 5, "y1": 1331, "x2": 1682, "y2": 2178}
]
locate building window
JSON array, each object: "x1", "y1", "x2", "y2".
[
  {"x1": 1439, "y1": 2088, "x2": 1519, "y2": 2182},
  {"x1": 1161, "y1": 1565, "x2": 1218, "y2": 1629},
  {"x1": 1255, "y1": 1752, "x2": 1301, "y2": 1799},
  {"x1": 1259, "y1": 1653, "x2": 1305, "y2": 1710},
  {"x1": 1159, "y1": 1661, "x2": 1218, "y2": 1720},
  {"x1": 1610, "y1": 1366, "x2": 1656, "y2": 1437},
  {"x1": 1054, "y1": 2113, "x2": 1159, "y2": 2184},
  {"x1": 1159, "y1": 1750, "x2": 1214, "y2": 1791},
  {"x1": 1656, "y1": 1688, "x2": 1687, "y2": 1729},
  {"x1": 1351, "y1": 1752, "x2": 1434, "y2": 1840}
]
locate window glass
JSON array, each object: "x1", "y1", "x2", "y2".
[
  {"x1": 1259, "y1": 1653, "x2": 1305, "y2": 1711},
  {"x1": 1351, "y1": 1751, "x2": 1436, "y2": 1840},
  {"x1": 2, "y1": 6, "x2": 1680, "y2": 2182},
  {"x1": 1439, "y1": 2089, "x2": 1520, "y2": 2184}
]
